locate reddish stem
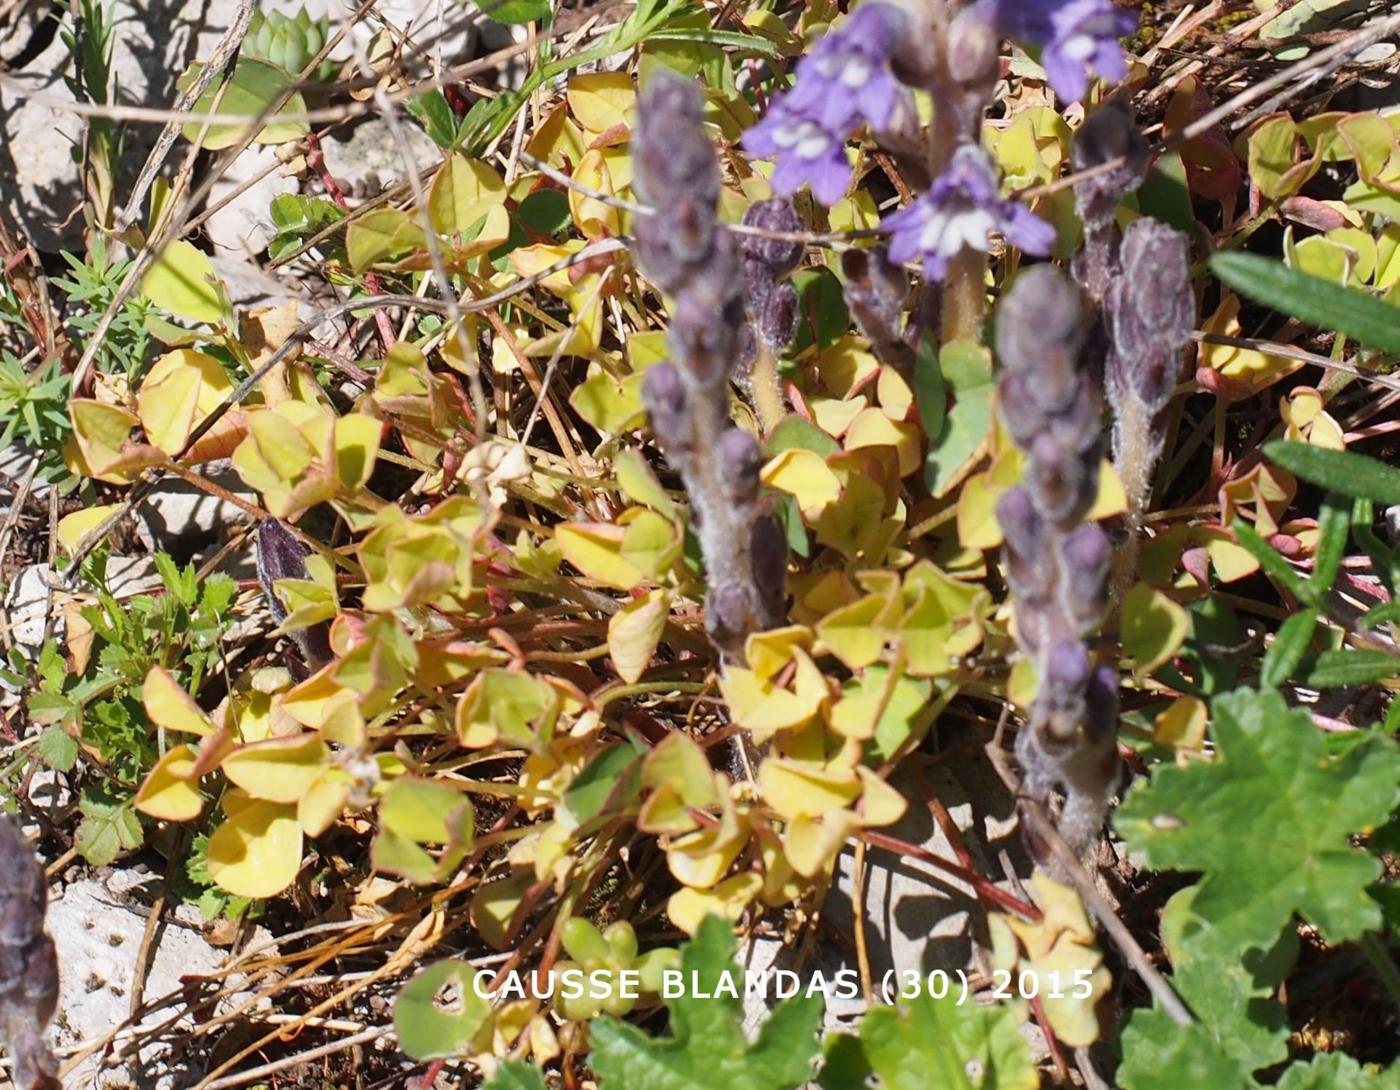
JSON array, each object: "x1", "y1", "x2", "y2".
[
  {"x1": 860, "y1": 829, "x2": 1041, "y2": 921},
  {"x1": 304, "y1": 132, "x2": 396, "y2": 354}
]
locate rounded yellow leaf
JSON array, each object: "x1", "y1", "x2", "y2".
[
  {"x1": 566, "y1": 71, "x2": 635, "y2": 135},
  {"x1": 134, "y1": 745, "x2": 204, "y2": 821},
  {"x1": 57, "y1": 505, "x2": 123, "y2": 555},
  {"x1": 844, "y1": 408, "x2": 921, "y2": 477},
  {"x1": 220, "y1": 733, "x2": 330, "y2": 804},
  {"x1": 761, "y1": 448, "x2": 841, "y2": 516},
  {"x1": 785, "y1": 810, "x2": 861, "y2": 878},
  {"x1": 856, "y1": 766, "x2": 908, "y2": 828},
  {"x1": 138, "y1": 349, "x2": 235, "y2": 455},
  {"x1": 142, "y1": 665, "x2": 214, "y2": 737},
  {"x1": 666, "y1": 823, "x2": 746, "y2": 890},
  {"x1": 759, "y1": 757, "x2": 862, "y2": 821},
  {"x1": 1153, "y1": 695, "x2": 1208, "y2": 751},
  {"x1": 719, "y1": 667, "x2": 822, "y2": 741},
  {"x1": 555, "y1": 522, "x2": 645, "y2": 590},
  {"x1": 667, "y1": 872, "x2": 762, "y2": 936},
  {"x1": 333, "y1": 412, "x2": 382, "y2": 490},
  {"x1": 427, "y1": 155, "x2": 510, "y2": 257},
  {"x1": 206, "y1": 792, "x2": 303, "y2": 898},
  {"x1": 298, "y1": 767, "x2": 351, "y2": 837},
  {"x1": 1088, "y1": 459, "x2": 1128, "y2": 520},
  {"x1": 608, "y1": 589, "x2": 671, "y2": 684}
]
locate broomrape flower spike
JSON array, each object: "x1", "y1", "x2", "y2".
[
  {"x1": 742, "y1": 2, "x2": 912, "y2": 205},
  {"x1": 994, "y1": 266, "x2": 1119, "y2": 857},
  {"x1": 0, "y1": 815, "x2": 59, "y2": 1090},
  {"x1": 984, "y1": 0, "x2": 1138, "y2": 105},
  {"x1": 1103, "y1": 216, "x2": 1194, "y2": 595},
  {"x1": 884, "y1": 145, "x2": 1055, "y2": 281},
  {"x1": 633, "y1": 72, "x2": 786, "y2": 658}
]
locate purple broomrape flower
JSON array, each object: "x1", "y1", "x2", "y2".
[
  {"x1": 884, "y1": 145, "x2": 1055, "y2": 280},
  {"x1": 988, "y1": 0, "x2": 1138, "y2": 104},
  {"x1": 742, "y1": 3, "x2": 911, "y2": 206},
  {"x1": 783, "y1": 2, "x2": 910, "y2": 135}
]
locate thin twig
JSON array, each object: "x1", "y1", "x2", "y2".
[{"x1": 984, "y1": 721, "x2": 1195, "y2": 1028}]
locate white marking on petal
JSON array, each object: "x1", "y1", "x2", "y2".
[
  {"x1": 839, "y1": 57, "x2": 872, "y2": 88},
  {"x1": 1062, "y1": 34, "x2": 1096, "y2": 61}
]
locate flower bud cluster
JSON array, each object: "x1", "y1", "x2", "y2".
[
  {"x1": 994, "y1": 266, "x2": 1118, "y2": 853},
  {"x1": 739, "y1": 198, "x2": 803, "y2": 358},
  {"x1": 1070, "y1": 97, "x2": 1150, "y2": 303},
  {"x1": 0, "y1": 815, "x2": 59, "y2": 1090},
  {"x1": 633, "y1": 72, "x2": 787, "y2": 658},
  {"x1": 841, "y1": 245, "x2": 910, "y2": 367}
]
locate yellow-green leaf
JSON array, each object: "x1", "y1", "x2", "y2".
[
  {"x1": 608, "y1": 589, "x2": 671, "y2": 684},
  {"x1": 1121, "y1": 583, "x2": 1191, "y2": 673},
  {"x1": 206, "y1": 792, "x2": 304, "y2": 898},
  {"x1": 142, "y1": 240, "x2": 227, "y2": 325}
]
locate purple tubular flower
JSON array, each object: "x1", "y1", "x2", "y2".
[
  {"x1": 988, "y1": 0, "x2": 1138, "y2": 105},
  {"x1": 884, "y1": 145, "x2": 1056, "y2": 280},
  {"x1": 741, "y1": 3, "x2": 912, "y2": 206},
  {"x1": 784, "y1": 3, "x2": 911, "y2": 134},
  {"x1": 743, "y1": 109, "x2": 854, "y2": 206}
]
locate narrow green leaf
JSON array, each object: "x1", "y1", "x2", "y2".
[
  {"x1": 1260, "y1": 608, "x2": 1318, "y2": 690},
  {"x1": 476, "y1": 0, "x2": 551, "y2": 24},
  {"x1": 643, "y1": 28, "x2": 785, "y2": 58},
  {"x1": 1231, "y1": 518, "x2": 1315, "y2": 605},
  {"x1": 1211, "y1": 251, "x2": 1400, "y2": 355},
  {"x1": 482, "y1": 1061, "x2": 548, "y2": 1090},
  {"x1": 1263, "y1": 440, "x2": 1400, "y2": 505},
  {"x1": 1359, "y1": 601, "x2": 1400, "y2": 630},
  {"x1": 1305, "y1": 648, "x2": 1400, "y2": 688},
  {"x1": 1309, "y1": 495, "x2": 1350, "y2": 595}
]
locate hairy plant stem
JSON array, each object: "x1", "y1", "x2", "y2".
[
  {"x1": 748, "y1": 342, "x2": 787, "y2": 434},
  {"x1": 941, "y1": 247, "x2": 988, "y2": 344},
  {"x1": 1110, "y1": 393, "x2": 1156, "y2": 603}
]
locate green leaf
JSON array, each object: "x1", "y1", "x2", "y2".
[
  {"x1": 475, "y1": 0, "x2": 551, "y2": 24},
  {"x1": 1231, "y1": 518, "x2": 1314, "y2": 604},
  {"x1": 483, "y1": 1061, "x2": 549, "y2": 1090},
  {"x1": 924, "y1": 340, "x2": 993, "y2": 498},
  {"x1": 855, "y1": 989, "x2": 1037, "y2": 1090},
  {"x1": 1263, "y1": 440, "x2": 1400, "y2": 505},
  {"x1": 912, "y1": 335, "x2": 946, "y2": 441},
  {"x1": 589, "y1": 914, "x2": 823, "y2": 1090},
  {"x1": 1119, "y1": 883, "x2": 1294, "y2": 1090},
  {"x1": 1211, "y1": 252, "x2": 1400, "y2": 355},
  {"x1": 642, "y1": 27, "x2": 785, "y2": 59},
  {"x1": 517, "y1": 189, "x2": 572, "y2": 236},
  {"x1": 790, "y1": 267, "x2": 849, "y2": 353},
  {"x1": 1121, "y1": 584, "x2": 1192, "y2": 674},
  {"x1": 1310, "y1": 494, "x2": 1351, "y2": 594},
  {"x1": 36, "y1": 724, "x2": 79, "y2": 772},
  {"x1": 1304, "y1": 648, "x2": 1400, "y2": 688},
  {"x1": 766, "y1": 415, "x2": 840, "y2": 459},
  {"x1": 1259, "y1": 608, "x2": 1317, "y2": 690},
  {"x1": 75, "y1": 788, "x2": 144, "y2": 865},
  {"x1": 393, "y1": 958, "x2": 493, "y2": 1060},
  {"x1": 1116, "y1": 688, "x2": 1400, "y2": 956},
  {"x1": 406, "y1": 89, "x2": 462, "y2": 148},
  {"x1": 1276, "y1": 1053, "x2": 1400, "y2": 1090},
  {"x1": 142, "y1": 240, "x2": 227, "y2": 326},
  {"x1": 175, "y1": 59, "x2": 309, "y2": 150},
  {"x1": 1360, "y1": 601, "x2": 1400, "y2": 630},
  {"x1": 561, "y1": 739, "x2": 646, "y2": 830}
]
